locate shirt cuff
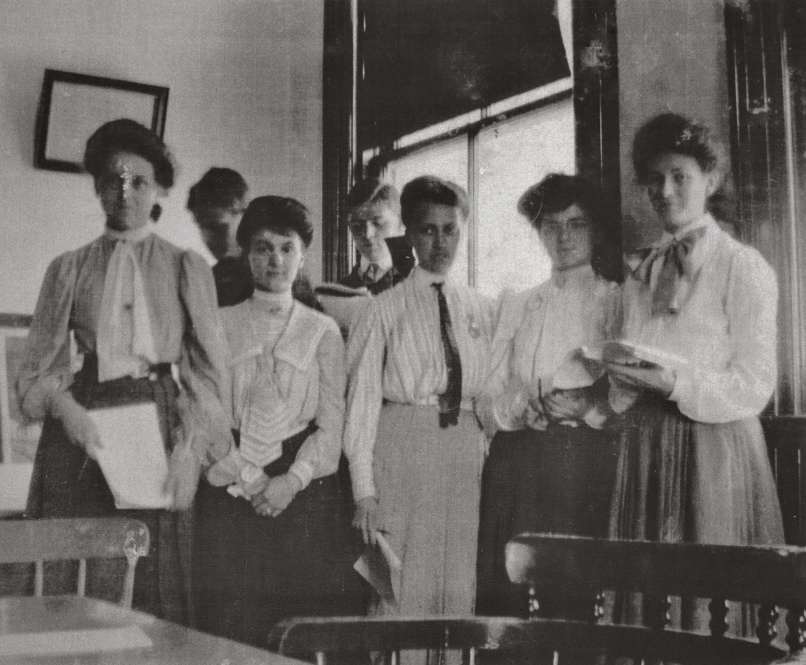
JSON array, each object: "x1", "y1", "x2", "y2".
[
  {"x1": 289, "y1": 460, "x2": 314, "y2": 491},
  {"x1": 204, "y1": 444, "x2": 245, "y2": 487},
  {"x1": 350, "y1": 461, "x2": 376, "y2": 502}
]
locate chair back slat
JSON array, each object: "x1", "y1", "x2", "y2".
[
  {"x1": 0, "y1": 518, "x2": 149, "y2": 608},
  {"x1": 506, "y1": 534, "x2": 806, "y2": 608}
]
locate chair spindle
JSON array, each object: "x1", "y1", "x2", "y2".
[
  {"x1": 708, "y1": 597, "x2": 728, "y2": 637},
  {"x1": 756, "y1": 604, "x2": 779, "y2": 646}
]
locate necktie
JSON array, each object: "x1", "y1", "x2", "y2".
[
  {"x1": 634, "y1": 226, "x2": 707, "y2": 316},
  {"x1": 363, "y1": 262, "x2": 380, "y2": 285},
  {"x1": 432, "y1": 282, "x2": 462, "y2": 428}
]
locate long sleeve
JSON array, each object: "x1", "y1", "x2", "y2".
[
  {"x1": 177, "y1": 251, "x2": 235, "y2": 464},
  {"x1": 288, "y1": 326, "x2": 346, "y2": 488},
  {"x1": 17, "y1": 254, "x2": 76, "y2": 420},
  {"x1": 475, "y1": 290, "x2": 530, "y2": 435},
  {"x1": 344, "y1": 300, "x2": 386, "y2": 501},
  {"x1": 670, "y1": 246, "x2": 777, "y2": 422}
]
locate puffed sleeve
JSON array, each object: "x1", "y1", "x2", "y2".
[
  {"x1": 176, "y1": 251, "x2": 236, "y2": 465},
  {"x1": 288, "y1": 324, "x2": 346, "y2": 488},
  {"x1": 343, "y1": 299, "x2": 386, "y2": 502},
  {"x1": 17, "y1": 254, "x2": 76, "y2": 420},
  {"x1": 670, "y1": 247, "x2": 777, "y2": 423},
  {"x1": 475, "y1": 289, "x2": 531, "y2": 435}
]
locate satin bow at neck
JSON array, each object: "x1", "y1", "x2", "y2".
[
  {"x1": 634, "y1": 225, "x2": 707, "y2": 316},
  {"x1": 96, "y1": 225, "x2": 158, "y2": 381}
]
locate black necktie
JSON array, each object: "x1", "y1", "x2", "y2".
[{"x1": 432, "y1": 282, "x2": 462, "y2": 428}]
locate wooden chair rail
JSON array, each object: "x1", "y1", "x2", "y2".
[
  {"x1": 0, "y1": 517, "x2": 149, "y2": 607},
  {"x1": 506, "y1": 534, "x2": 806, "y2": 608},
  {"x1": 268, "y1": 616, "x2": 790, "y2": 665}
]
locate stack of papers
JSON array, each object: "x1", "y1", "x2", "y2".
[
  {"x1": 315, "y1": 283, "x2": 372, "y2": 331},
  {"x1": 89, "y1": 403, "x2": 172, "y2": 509},
  {"x1": 354, "y1": 532, "x2": 402, "y2": 605},
  {"x1": 581, "y1": 340, "x2": 689, "y2": 371}
]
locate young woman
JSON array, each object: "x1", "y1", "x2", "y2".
[
  {"x1": 606, "y1": 113, "x2": 784, "y2": 633},
  {"x1": 194, "y1": 196, "x2": 352, "y2": 647},
  {"x1": 345, "y1": 175, "x2": 495, "y2": 665},
  {"x1": 19, "y1": 119, "x2": 234, "y2": 624},
  {"x1": 475, "y1": 174, "x2": 621, "y2": 619}
]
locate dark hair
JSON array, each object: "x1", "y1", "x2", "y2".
[
  {"x1": 399, "y1": 176, "x2": 469, "y2": 228},
  {"x1": 519, "y1": 173, "x2": 621, "y2": 282},
  {"x1": 84, "y1": 119, "x2": 175, "y2": 189},
  {"x1": 632, "y1": 113, "x2": 725, "y2": 184},
  {"x1": 518, "y1": 173, "x2": 607, "y2": 232},
  {"x1": 187, "y1": 167, "x2": 248, "y2": 212},
  {"x1": 236, "y1": 196, "x2": 314, "y2": 250},
  {"x1": 345, "y1": 178, "x2": 400, "y2": 217}
]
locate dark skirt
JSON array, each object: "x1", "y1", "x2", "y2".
[
  {"x1": 24, "y1": 363, "x2": 193, "y2": 626},
  {"x1": 193, "y1": 426, "x2": 357, "y2": 648},
  {"x1": 475, "y1": 424, "x2": 618, "y2": 619},
  {"x1": 607, "y1": 396, "x2": 785, "y2": 637}
]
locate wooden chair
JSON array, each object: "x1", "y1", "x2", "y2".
[
  {"x1": 268, "y1": 615, "x2": 554, "y2": 665},
  {"x1": 0, "y1": 517, "x2": 149, "y2": 608},
  {"x1": 505, "y1": 533, "x2": 806, "y2": 664}
]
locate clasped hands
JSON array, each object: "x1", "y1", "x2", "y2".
[
  {"x1": 250, "y1": 473, "x2": 302, "y2": 518},
  {"x1": 527, "y1": 387, "x2": 593, "y2": 430}
]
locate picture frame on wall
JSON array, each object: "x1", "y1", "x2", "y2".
[
  {"x1": 0, "y1": 314, "x2": 39, "y2": 465},
  {"x1": 34, "y1": 68, "x2": 169, "y2": 174}
]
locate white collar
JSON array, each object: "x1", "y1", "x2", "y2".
[
  {"x1": 551, "y1": 263, "x2": 594, "y2": 289},
  {"x1": 359, "y1": 245, "x2": 393, "y2": 275},
  {"x1": 659, "y1": 213, "x2": 715, "y2": 244},
  {"x1": 251, "y1": 288, "x2": 293, "y2": 314},
  {"x1": 412, "y1": 265, "x2": 454, "y2": 290},
  {"x1": 103, "y1": 223, "x2": 155, "y2": 244}
]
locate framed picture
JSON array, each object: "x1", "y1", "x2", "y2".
[
  {"x1": 0, "y1": 314, "x2": 39, "y2": 464},
  {"x1": 34, "y1": 69, "x2": 169, "y2": 173}
]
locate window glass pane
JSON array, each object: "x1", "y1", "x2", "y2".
[
  {"x1": 385, "y1": 136, "x2": 470, "y2": 282},
  {"x1": 475, "y1": 99, "x2": 576, "y2": 296}
]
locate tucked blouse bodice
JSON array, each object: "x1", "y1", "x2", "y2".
[
  {"x1": 344, "y1": 266, "x2": 496, "y2": 500},
  {"x1": 17, "y1": 231, "x2": 234, "y2": 464},
  {"x1": 479, "y1": 265, "x2": 621, "y2": 433},
  {"x1": 221, "y1": 294, "x2": 346, "y2": 489},
  {"x1": 619, "y1": 215, "x2": 777, "y2": 423}
]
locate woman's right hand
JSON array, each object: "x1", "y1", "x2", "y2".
[
  {"x1": 353, "y1": 496, "x2": 380, "y2": 546},
  {"x1": 48, "y1": 393, "x2": 103, "y2": 460}
]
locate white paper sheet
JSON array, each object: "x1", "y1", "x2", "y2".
[
  {"x1": 354, "y1": 532, "x2": 402, "y2": 604},
  {"x1": 0, "y1": 626, "x2": 152, "y2": 656},
  {"x1": 90, "y1": 403, "x2": 172, "y2": 509}
]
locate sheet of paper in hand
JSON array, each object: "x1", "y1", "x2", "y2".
[
  {"x1": 354, "y1": 532, "x2": 401, "y2": 605},
  {"x1": 552, "y1": 347, "x2": 606, "y2": 391},
  {"x1": 315, "y1": 283, "x2": 371, "y2": 332},
  {"x1": 89, "y1": 403, "x2": 171, "y2": 509},
  {"x1": 582, "y1": 340, "x2": 689, "y2": 371}
]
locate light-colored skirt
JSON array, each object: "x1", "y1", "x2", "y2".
[{"x1": 371, "y1": 402, "x2": 486, "y2": 665}]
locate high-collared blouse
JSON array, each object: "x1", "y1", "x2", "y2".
[
  {"x1": 344, "y1": 266, "x2": 496, "y2": 501},
  {"x1": 619, "y1": 213, "x2": 777, "y2": 423},
  {"x1": 478, "y1": 264, "x2": 621, "y2": 434},
  {"x1": 17, "y1": 230, "x2": 234, "y2": 464},
  {"x1": 220, "y1": 293, "x2": 346, "y2": 489}
]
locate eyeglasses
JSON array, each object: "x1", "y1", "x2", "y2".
[{"x1": 541, "y1": 220, "x2": 591, "y2": 238}]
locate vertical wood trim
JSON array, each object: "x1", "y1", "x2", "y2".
[{"x1": 322, "y1": 0, "x2": 356, "y2": 282}]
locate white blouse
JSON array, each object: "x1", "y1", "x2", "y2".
[
  {"x1": 619, "y1": 214, "x2": 777, "y2": 423},
  {"x1": 344, "y1": 266, "x2": 496, "y2": 501},
  {"x1": 218, "y1": 293, "x2": 346, "y2": 489},
  {"x1": 478, "y1": 265, "x2": 621, "y2": 434}
]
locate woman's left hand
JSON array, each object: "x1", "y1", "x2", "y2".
[
  {"x1": 542, "y1": 388, "x2": 594, "y2": 422},
  {"x1": 605, "y1": 362, "x2": 675, "y2": 398},
  {"x1": 164, "y1": 442, "x2": 202, "y2": 511},
  {"x1": 252, "y1": 473, "x2": 302, "y2": 518}
]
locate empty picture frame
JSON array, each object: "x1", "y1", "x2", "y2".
[{"x1": 34, "y1": 69, "x2": 169, "y2": 173}]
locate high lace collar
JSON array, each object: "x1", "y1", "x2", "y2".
[
  {"x1": 251, "y1": 289, "x2": 294, "y2": 315},
  {"x1": 103, "y1": 223, "x2": 155, "y2": 244}
]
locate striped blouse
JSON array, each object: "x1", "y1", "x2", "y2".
[{"x1": 344, "y1": 266, "x2": 496, "y2": 501}]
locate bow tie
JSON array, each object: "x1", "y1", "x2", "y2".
[{"x1": 634, "y1": 226, "x2": 707, "y2": 316}]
